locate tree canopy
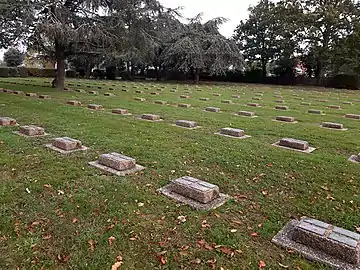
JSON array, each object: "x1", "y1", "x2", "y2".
[{"x1": 3, "y1": 48, "x2": 25, "y2": 67}]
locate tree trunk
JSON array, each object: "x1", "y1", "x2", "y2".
[
  {"x1": 85, "y1": 63, "x2": 92, "y2": 79},
  {"x1": 261, "y1": 60, "x2": 267, "y2": 78},
  {"x1": 155, "y1": 66, "x2": 160, "y2": 81},
  {"x1": 194, "y1": 68, "x2": 200, "y2": 84},
  {"x1": 54, "y1": 39, "x2": 66, "y2": 90}
]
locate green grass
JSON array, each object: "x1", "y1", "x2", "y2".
[{"x1": 0, "y1": 77, "x2": 359, "y2": 269}]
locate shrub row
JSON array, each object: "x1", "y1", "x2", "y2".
[{"x1": 0, "y1": 67, "x2": 57, "y2": 77}]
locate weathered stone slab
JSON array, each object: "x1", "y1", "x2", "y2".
[
  {"x1": 89, "y1": 91, "x2": 99, "y2": 95},
  {"x1": 0, "y1": 117, "x2": 17, "y2": 126},
  {"x1": 39, "y1": 95, "x2": 51, "y2": 99},
  {"x1": 295, "y1": 97, "x2": 305, "y2": 100},
  {"x1": 349, "y1": 154, "x2": 360, "y2": 164},
  {"x1": 275, "y1": 105, "x2": 289, "y2": 110},
  {"x1": 317, "y1": 99, "x2": 328, "y2": 103},
  {"x1": 301, "y1": 102, "x2": 311, "y2": 106},
  {"x1": 237, "y1": 111, "x2": 256, "y2": 117},
  {"x1": 205, "y1": 107, "x2": 220, "y2": 113},
  {"x1": 252, "y1": 97, "x2": 262, "y2": 101},
  {"x1": 88, "y1": 104, "x2": 103, "y2": 110},
  {"x1": 25, "y1": 93, "x2": 37, "y2": 97},
  {"x1": 276, "y1": 116, "x2": 296, "y2": 123},
  {"x1": 308, "y1": 109, "x2": 324, "y2": 115},
  {"x1": 154, "y1": 100, "x2": 167, "y2": 105},
  {"x1": 184, "y1": 90, "x2": 192, "y2": 93},
  {"x1": 279, "y1": 138, "x2": 309, "y2": 150},
  {"x1": 328, "y1": 105, "x2": 342, "y2": 110},
  {"x1": 18, "y1": 125, "x2": 45, "y2": 136},
  {"x1": 46, "y1": 137, "x2": 88, "y2": 154},
  {"x1": 134, "y1": 97, "x2": 146, "y2": 102},
  {"x1": 200, "y1": 97, "x2": 210, "y2": 101},
  {"x1": 213, "y1": 93, "x2": 221, "y2": 96},
  {"x1": 175, "y1": 120, "x2": 197, "y2": 129},
  {"x1": 321, "y1": 122, "x2": 346, "y2": 130},
  {"x1": 150, "y1": 92, "x2": 159, "y2": 95},
  {"x1": 178, "y1": 103, "x2": 191, "y2": 108},
  {"x1": 141, "y1": 114, "x2": 162, "y2": 121},
  {"x1": 13, "y1": 91, "x2": 24, "y2": 95},
  {"x1": 67, "y1": 100, "x2": 82, "y2": 106},
  {"x1": 170, "y1": 89, "x2": 177, "y2": 92},
  {"x1": 135, "y1": 90, "x2": 143, "y2": 94},
  {"x1": 221, "y1": 100, "x2": 233, "y2": 104},
  {"x1": 232, "y1": 95, "x2": 240, "y2": 99},
  {"x1": 247, "y1": 103, "x2": 261, "y2": 107},
  {"x1": 343, "y1": 101, "x2": 353, "y2": 105},
  {"x1": 217, "y1": 128, "x2": 250, "y2": 139},
  {"x1": 276, "y1": 100, "x2": 285, "y2": 103},
  {"x1": 89, "y1": 152, "x2": 145, "y2": 176},
  {"x1": 345, "y1": 114, "x2": 360, "y2": 120},
  {"x1": 4, "y1": 89, "x2": 13, "y2": 93},
  {"x1": 255, "y1": 93, "x2": 263, "y2": 97},
  {"x1": 75, "y1": 89, "x2": 86, "y2": 93},
  {"x1": 104, "y1": 92, "x2": 115, "y2": 96},
  {"x1": 180, "y1": 95, "x2": 190, "y2": 99},
  {"x1": 112, "y1": 109, "x2": 130, "y2": 115}
]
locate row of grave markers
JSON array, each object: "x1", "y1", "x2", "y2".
[{"x1": 1, "y1": 117, "x2": 360, "y2": 268}]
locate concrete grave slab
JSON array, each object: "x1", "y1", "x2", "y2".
[
  {"x1": 135, "y1": 90, "x2": 143, "y2": 94},
  {"x1": 275, "y1": 105, "x2": 289, "y2": 110},
  {"x1": 45, "y1": 137, "x2": 88, "y2": 154},
  {"x1": 215, "y1": 128, "x2": 251, "y2": 139},
  {"x1": 25, "y1": 93, "x2": 37, "y2": 97},
  {"x1": 134, "y1": 97, "x2": 146, "y2": 102},
  {"x1": 112, "y1": 109, "x2": 131, "y2": 115},
  {"x1": 232, "y1": 95, "x2": 240, "y2": 99},
  {"x1": 13, "y1": 91, "x2": 24, "y2": 95},
  {"x1": 67, "y1": 100, "x2": 82, "y2": 106},
  {"x1": 39, "y1": 95, "x2": 51, "y2": 100},
  {"x1": 328, "y1": 105, "x2": 342, "y2": 110},
  {"x1": 308, "y1": 109, "x2": 325, "y2": 115},
  {"x1": 301, "y1": 102, "x2": 311, "y2": 106},
  {"x1": 140, "y1": 114, "x2": 162, "y2": 122},
  {"x1": 213, "y1": 93, "x2": 221, "y2": 96},
  {"x1": 180, "y1": 95, "x2": 190, "y2": 99},
  {"x1": 104, "y1": 92, "x2": 115, "y2": 96},
  {"x1": 88, "y1": 91, "x2": 99, "y2": 95},
  {"x1": 200, "y1": 97, "x2": 210, "y2": 101},
  {"x1": 88, "y1": 104, "x2": 103, "y2": 110},
  {"x1": 0, "y1": 117, "x2": 17, "y2": 126},
  {"x1": 345, "y1": 114, "x2": 360, "y2": 120},
  {"x1": 272, "y1": 218, "x2": 360, "y2": 269},
  {"x1": 154, "y1": 100, "x2": 167, "y2": 105},
  {"x1": 174, "y1": 120, "x2": 200, "y2": 129},
  {"x1": 349, "y1": 154, "x2": 360, "y2": 164},
  {"x1": 14, "y1": 125, "x2": 48, "y2": 137},
  {"x1": 75, "y1": 89, "x2": 86, "y2": 93},
  {"x1": 321, "y1": 122, "x2": 347, "y2": 130},
  {"x1": 252, "y1": 97, "x2": 262, "y2": 101},
  {"x1": 272, "y1": 138, "x2": 316, "y2": 153},
  {"x1": 343, "y1": 101, "x2": 353, "y2": 105},
  {"x1": 247, "y1": 103, "x2": 262, "y2": 107},
  {"x1": 150, "y1": 92, "x2": 159, "y2": 95},
  {"x1": 178, "y1": 103, "x2": 191, "y2": 108},
  {"x1": 158, "y1": 176, "x2": 230, "y2": 211},
  {"x1": 89, "y1": 152, "x2": 145, "y2": 176},
  {"x1": 205, "y1": 107, "x2": 221, "y2": 113},
  {"x1": 274, "y1": 116, "x2": 297, "y2": 123},
  {"x1": 236, "y1": 111, "x2": 257, "y2": 118},
  {"x1": 221, "y1": 100, "x2": 233, "y2": 104}
]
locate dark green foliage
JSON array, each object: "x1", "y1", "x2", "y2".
[
  {"x1": 327, "y1": 74, "x2": 360, "y2": 90},
  {"x1": 27, "y1": 68, "x2": 57, "y2": 77},
  {"x1": 3, "y1": 48, "x2": 25, "y2": 67}
]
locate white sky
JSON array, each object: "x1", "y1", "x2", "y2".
[{"x1": 0, "y1": 0, "x2": 255, "y2": 60}]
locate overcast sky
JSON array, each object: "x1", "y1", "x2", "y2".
[{"x1": 0, "y1": 0, "x2": 254, "y2": 60}]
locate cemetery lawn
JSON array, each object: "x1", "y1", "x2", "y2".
[{"x1": 0, "y1": 78, "x2": 359, "y2": 270}]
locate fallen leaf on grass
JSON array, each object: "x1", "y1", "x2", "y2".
[
  {"x1": 57, "y1": 254, "x2": 70, "y2": 263},
  {"x1": 192, "y1": 258, "x2": 201, "y2": 264},
  {"x1": 356, "y1": 227, "x2": 360, "y2": 233},
  {"x1": 220, "y1": 247, "x2": 234, "y2": 256},
  {"x1": 258, "y1": 260, "x2": 266, "y2": 269},
  {"x1": 72, "y1": 217, "x2": 78, "y2": 224},
  {"x1": 230, "y1": 229, "x2": 238, "y2": 233},
  {"x1": 204, "y1": 244, "x2": 214, "y2": 251},
  {"x1": 43, "y1": 184, "x2": 52, "y2": 189},
  {"x1": 111, "y1": 262, "x2": 122, "y2": 270},
  {"x1": 279, "y1": 262, "x2": 289, "y2": 268},
  {"x1": 207, "y1": 258, "x2": 216, "y2": 269},
  {"x1": 250, "y1": 232, "x2": 259, "y2": 237},
  {"x1": 108, "y1": 236, "x2": 116, "y2": 246},
  {"x1": 42, "y1": 233, "x2": 52, "y2": 240},
  {"x1": 88, "y1": 239, "x2": 95, "y2": 252},
  {"x1": 159, "y1": 256, "x2": 167, "y2": 265}
]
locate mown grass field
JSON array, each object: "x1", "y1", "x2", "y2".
[{"x1": 0, "y1": 77, "x2": 359, "y2": 270}]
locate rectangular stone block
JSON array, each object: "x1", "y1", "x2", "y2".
[
  {"x1": 328, "y1": 105, "x2": 342, "y2": 110},
  {"x1": 276, "y1": 116, "x2": 295, "y2": 122},
  {"x1": 39, "y1": 95, "x2": 51, "y2": 99},
  {"x1": 205, "y1": 107, "x2": 220, "y2": 113},
  {"x1": 317, "y1": 99, "x2": 328, "y2": 103},
  {"x1": 200, "y1": 97, "x2": 209, "y2": 101},
  {"x1": 25, "y1": 93, "x2": 37, "y2": 97},
  {"x1": 75, "y1": 89, "x2": 86, "y2": 93},
  {"x1": 275, "y1": 106, "x2": 289, "y2": 110},
  {"x1": 150, "y1": 92, "x2": 159, "y2": 95},
  {"x1": 67, "y1": 100, "x2": 82, "y2": 106},
  {"x1": 232, "y1": 95, "x2": 240, "y2": 99},
  {"x1": 178, "y1": 103, "x2": 191, "y2": 108},
  {"x1": 99, "y1": 153, "x2": 136, "y2": 171},
  {"x1": 135, "y1": 90, "x2": 143, "y2": 94},
  {"x1": 308, "y1": 109, "x2": 323, "y2": 114},
  {"x1": 19, "y1": 125, "x2": 45, "y2": 136},
  {"x1": 247, "y1": 103, "x2": 261, "y2": 107},
  {"x1": 342, "y1": 101, "x2": 353, "y2": 105},
  {"x1": 112, "y1": 109, "x2": 129, "y2": 115},
  {"x1": 13, "y1": 91, "x2": 24, "y2": 95},
  {"x1": 134, "y1": 97, "x2": 145, "y2": 101},
  {"x1": 180, "y1": 95, "x2": 190, "y2": 99},
  {"x1": 301, "y1": 102, "x2": 311, "y2": 105},
  {"x1": 255, "y1": 93, "x2": 263, "y2": 97},
  {"x1": 279, "y1": 138, "x2": 309, "y2": 150},
  {"x1": 292, "y1": 218, "x2": 360, "y2": 265},
  {"x1": 176, "y1": 120, "x2": 197, "y2": 128},
  {"x1": 238, "y1": 111, "x2": 255, "y2": 117},
  {"x1": 170, "y1": 89, "x2": 177, "y2": 92},
  {"x1": 141, "y1": 114, "x2": 161, "y2": 121},
  {"x1": 345, "y1": 114, "x2": 360, "y2": 120},
  {"x1": 89, "y1": 91, "x2": 98, "y2": 95},
  {"x1": 0, "y1": 117, "x2": 17, "y2": 126},
  {"x1": 154, "y1": 100, "x2": 167, "y2": 105},
  {"x1": 213, "y1": 93, "x2": 221, "y2": 96},
  {"x1": 104, "y1": 92, "x2": 114, "y2": 96},
  {"x1": 88, "y1": 104, "x2": 103, "y2": 110},
  {"x1": 168, "y1": 176, "x2": 220, "y2": 203},
  {"x1": 221, "y1": 100, "x2": 232, "y2": 104},
  {"x1": 322, "y1": 122, "x2": 344, "y2": 129},
  {"x1": 252, "y1": 97, "x2": 262, "y2": 101},
  {"x1": 53, "y1": 137, "x2": 82, "y2": 151},
  {"x1": 220, "y1": 128, "x2": 245, "y2": 137}
]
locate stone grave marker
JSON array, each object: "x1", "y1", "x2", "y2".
[
  {"x1": 275, "y1": 105, "x2": 289, "y2": 110},
  {"x1": 170, "y1": 89, "x2": 177, "y2": 92},
  {"x1": 343, "y1": 101, "x2": 353, "y2": 105},
  {"x1": 221, "y1": 100, "x2": 233, "y2": 104},
  {"x1": 232, "y1": 95, "x2": 240, "y2": 99},
  {"x1": 15, "y1": 125, "x2": 47, "y2": 137},
  {"x1": 89, "y1": 152, "x2": 145, "y2": 176},
  {"x1": 321, "y1": 122, "x2": 346, "y2": 130},
  {"x1": 252, "y1": 97, "x2": 262, "y2": 101},
  {"x1": 26, "y1": 93, "x2": 37, "y2": 97},
  {"x1": 0, "y1": 117, "x2": 17, "y2": 126},
  {"x1": 88, "y1": 104, "x2": 103, "y2": 110},
  {"x1": 237, "y1": 111, "x2": 257, "y2": 117},
  {"x1": 154, "y1": 100, "x2": 167, "y2": 105},
  {"x1": 158, "y1": 176, "x2": 230, "y2": 210},
  {"x1": 272, "y1": 217, "x2": 360, "y2": 269},
  {"x1": 200, "y1": 97, "x2": 210, "y2": 101},
  {"x1": 273, "y1": 138, "x2": 316, "y2": 153},
  {"x1": 45, "y1": 137, "x2": 88, "y2": 154},
  {"x1": 345, "y1": 114, "x2": 360, "y2": 120},
  {"x1": 247, "y1": 103, "x2": 261, "y2": 107},
  {"x1": 215, "y1": 128, "x2": 251, "y2": 139},
  {"x1": 150, "y1": 92, "x2": 159, "y2": 95},
  {"x1": 276, "y1": 100, "x2": 285, "y2": 103},
  {"x1": 328, "y1": 105, "x2": 342, "y2": 110},
  {"x1": 89, "y1": 91, "x2": 99, "y2": 95},
  {"x1": 112, "y1": 109, "x2": 131, "y2": 115},
  {"x1": 13, "y1": 91, "x2": 24, "y2": 95},
  {"x1": 135, "y1": 90, "x2": 143, "y2": 94},
  {"x1": 180, "y1": 95, "x2": 190, "y2": 99},
  {"x1": 104, "y1": 92, "x2": 115, "y2": 96},
  {"x1": 175, "y1": 120, "x2": 198, "y2": 129},
  {"x1": 134, "y1": 97, "x2": 146, "y2": 102},
  {"x1": 349, "y1": 153, "x2": 360, "y2": 163},
  {"x1": 205, "y1": 107, "x2": 220, "y2": 113},
  {"x1": 213, "y1": 93, "x2": 221, "y2": 96},
  {"x1": 39, "y1": 95, "x2": 51, "y2": 99},
  {"x1": 317, "y1": 99, "x2": 328, "y2": 103},
  {"x1": 75, "y1": 89, "x2": 86, "y2": 93},
  {"x1": 308, "y1": 109, "x2": 324, "y2": 115},
  {"x1": 140, "y1": 114, "x2": 162, "y2": 121},
  {"x1": 178, "y1": 103, "x2": 191, "y2": 108},
  {"x1": 275, "y1": 116, "x2": 297, "y2": 123},
  {"x1": 67, "y1": 100, "x2": 82, "y2": 106},
  {"x1": 301, "y1": 102, "x2": 311, "y2": 106}
]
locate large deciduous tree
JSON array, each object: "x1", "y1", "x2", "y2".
[
  {"x1": 162, "y1": 14, "x2": 243, "y2": 84},
  {"x1": 234, "y1": 0, "x2": 278, "y2": 78}
]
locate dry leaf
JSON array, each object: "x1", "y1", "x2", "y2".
[
  {"x1": 220, "y1": 247, "x2": 234, "y2": 256},
  {"x1": 88, "y1": 239, "x2": 95, "y2": 252},
  {"x1": 192, "y1": 258, "x2": 201, "y2": 264},
  {"x1": 279, "y1": 262, "x2": 289, "y2": 268},
  {"x1": 258, "y1": 260, "x2": 266, "y2": 269},
  {"x1": 42, "y1": 233, "x2": 52, "y2": 240},
  {"x1": 250, "y1": 232, "x2": 259, "y2": 237},
  {"x1": 72, "y1": 217, "x2": 78, "y2": 224},
  {"x1": 108, "y1": 236, "x2": 116, "y2": 246},
  {"x1": 111, "y1": 262, "x2": 122, "y2": 270},
  {"x1": 356, "y1": 227, "x2": 360, "y2": 233},
  {"x1": 204, "y1": 244, "x2": 214, "y2": 251},
  {"x1": 159, "y1": 256, "x2": 167, "y2": 265}
]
